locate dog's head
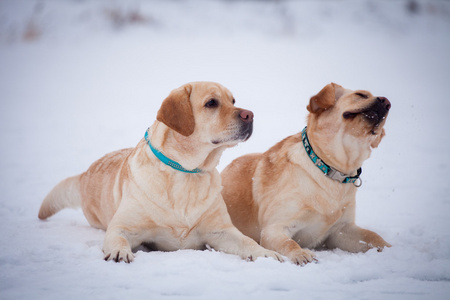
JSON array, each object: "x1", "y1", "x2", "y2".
[
  {"x1": 307, "y1": 83, "x2": 391, "y2": 148},
  {"x1": 157, "y1": 82, "x2": 253, "y2": 147},
  {"x1": 306, "y1": 83, "x2": 391, "y2": 173}
]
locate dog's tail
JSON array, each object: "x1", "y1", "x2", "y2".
[{"x1": 38, "y1": 175, "x2": 82, "y2": 220}]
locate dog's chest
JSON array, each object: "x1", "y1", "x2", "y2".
[
  {"x1": 153, "y1": 224, "x2": 204, "y2": 251},
  {"x1": 292, "y1": 193, "x2": 353, "y2": 248},
  {"x1": 146, "y1": 206, "x2": 210, "y2": 251},
  {"x1": 144, "y1": 173, "x2": 222, "y2": 250}
]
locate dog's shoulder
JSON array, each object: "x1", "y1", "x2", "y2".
[
  {"x1": 254, "y1": 133, "x2": 304, "y2": 188},
  {"x1": 260, "y1": 133, "x2": 302, "y2": 168}
]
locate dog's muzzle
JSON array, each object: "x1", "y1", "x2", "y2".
[
  {"x1": 343, "y1": 97, "x2": 391, "y2": 127},
  {"x1": 211, "y1": 109, "x2": 254, "y2": 145},
  {"x1": 237, "y1": 110, "x2": 253, "y2": 141},
  {"x1": 362, "y1": 97, "x2": 391, "y2": 126}
]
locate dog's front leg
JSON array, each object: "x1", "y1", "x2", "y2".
[
  {"x1": 260, "y1": 225, "x2": 316, "y2": 265},
  {"x1": 325, "y1": 223, "x2": 391, "y2": 253},
  {"x1": 103, "y1": 224, "x2": 135, "y2": 263},
  {"x1": 204, "y1": 226, "x2": 283, "y2": 262}
]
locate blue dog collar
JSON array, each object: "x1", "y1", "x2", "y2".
[
  {"x1": 144, "y1": 129, "x2": 202, "y2": 174},
  {"x1": 301, "y1": 127, "x2": 362, "y2": 187}
]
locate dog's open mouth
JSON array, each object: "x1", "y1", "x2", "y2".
[
  {"x1": 343, "y1": 97, "x2": 391, "y2": 134},
  {"x1": 343, "y1": 109, "x2": 385, "y2": 134},
  {"x1": 362, "y1": 110, "x2": 381, "y2": 125},
  {"x1": 343, "y1": 107, "x2": 385, "y2": 123}
]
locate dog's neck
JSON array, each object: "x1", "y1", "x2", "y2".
[
  {"x1": 145, "y1": 122, "x2": 224, "y2": 173},
  {"x1": 305, "y1": 123, "x2": 372, "y2": 176}
]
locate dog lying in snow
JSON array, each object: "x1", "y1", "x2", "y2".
[
  {"x1": 39, "y1": 81, "x2": 283, "y2": 263},
  {"x1": 221, "y1": 83, "x2": 392, "y2": 265}
]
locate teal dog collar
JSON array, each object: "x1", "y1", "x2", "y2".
[
  {"x1": 144, "y1": 129, "x2": 201, "y2": 174},
  {"x1": 301, "y1": 127, "x2": 362, "y2": 187}
]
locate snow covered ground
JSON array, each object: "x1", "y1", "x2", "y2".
[{"x1": 1, "y1": 0, "x2": 450, "y2": 299}]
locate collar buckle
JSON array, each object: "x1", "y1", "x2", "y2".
[{"x1": 327, "y1": 169, "x2": 349, "y2": 183}]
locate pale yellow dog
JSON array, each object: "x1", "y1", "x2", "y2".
[
  {"x1": 39, "y1": 82, "x2": 282, "y2": 263},
  {"x1": 221, "y1": 83, "x2": 392, "y2": 265}
]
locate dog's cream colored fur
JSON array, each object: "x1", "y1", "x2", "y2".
[
  {"x1": 221, "y1": 83, "x2": 391, "y2": 265},
  {"x1": 39, "y1": 81, "x2": 282, "y2": 263}
]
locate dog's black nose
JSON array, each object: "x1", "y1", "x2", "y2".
[
  {"x1": 377, "y1": 97, "x2": 391, "y2": 111},
  {"x1": 239, "y1": 110, "x2": 254, "y2": 123}
]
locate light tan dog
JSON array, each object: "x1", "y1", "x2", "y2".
[
  {"x1": 221, "y1": 83, "x2": 392, "y2": 265},
  {"x1": 39, "y1": 81, "x2": 283, "y2": 263}
]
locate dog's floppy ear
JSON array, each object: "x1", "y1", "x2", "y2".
[
  {"x1": 371, "y1": 128, "x2": 386, "y2": 148},
  {"x1": 307, "y1": 82, "x2": 345, "y2": 114},
  {"x1": 157, "y1": 84, "x2": 195, "y2": 136}
]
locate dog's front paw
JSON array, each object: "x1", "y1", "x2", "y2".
[
  {"x1": 362, "y1": 235, "x2": 392, "y2": 253},
  {"x1": 247, "y1": 248, "x2": 284, "y2": 263},
  {"x1": 373, "y1": 240, "x2": 392, "y2": 252},
  {"x1": 103, "y1": 248, "x2": 134, "y2": 263},
  {"x1": 286, "y1": 248, "x2": 316, "y2": 266}
]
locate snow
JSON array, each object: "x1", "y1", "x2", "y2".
[{"x1": 1, "y1": 0, "x2": 450, "y2": 299}]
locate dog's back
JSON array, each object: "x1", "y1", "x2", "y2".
[{"x1": 38, "y1": 147, "x2": 134, "y2": 230}]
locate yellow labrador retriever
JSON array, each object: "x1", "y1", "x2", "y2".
[
  {"x1": 221, "y1": 83, "x2": 392, "y2": 265},
  {"x1": 39, "y1": 81, "x2": 282, "y2": 263}
]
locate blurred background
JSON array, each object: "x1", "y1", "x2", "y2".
[{"x1": 1, "y1": 0, "x2": 449, "y2": 170}]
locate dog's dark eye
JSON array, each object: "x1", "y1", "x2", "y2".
[
  {"x1": 232, "y1": 99, "x2": 236, "y2": 105},
  {"x1": 205, "y1": 99, "x2": 218, "y2": 108},
  {"x1": 355, "y1": 92, "x2": 369, "y2": 99}
]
